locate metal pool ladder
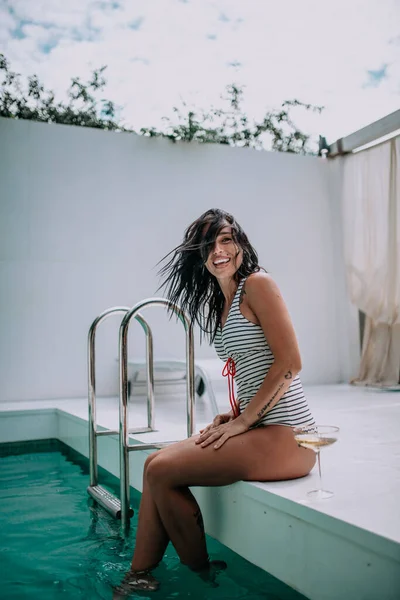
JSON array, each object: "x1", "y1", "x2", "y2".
[{"x1": 87, "y1": 298, "x2": 195, "y2": 531}]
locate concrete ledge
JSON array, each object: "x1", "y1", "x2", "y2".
[
  {"x1": 0, "y1": 408, "x2": 57, "y2": 443},
  {"x1": 1, "y1": 403, "x2": 399, "y2": 600}
]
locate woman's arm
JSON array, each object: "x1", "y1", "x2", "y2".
[
  {"x1": 239, "y1": 272, "x2": 302, "y2": 428},
  {"x1": 196, "y1": 272, "x2": 302, "y2": 449}
]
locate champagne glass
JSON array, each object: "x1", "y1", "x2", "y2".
[{"x1": 293, "y1": 425, "x2": 339, "y2": 499}]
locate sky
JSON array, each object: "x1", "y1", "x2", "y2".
[{"x1": 1, "y1": 0, "x2": 400, "y2": 149}]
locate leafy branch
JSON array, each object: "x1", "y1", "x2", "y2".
[
  {"x1": 141, "y1": 86, "x2": 323, "y2": 154},
  {"x1": 0, "y1": 53, "x2": 122, "y2": 130},
  {"x1": 1, "y1": 54, "x2": 323, "y2": 153}
]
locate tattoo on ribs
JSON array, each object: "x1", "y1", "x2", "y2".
[
  {"x1": 284, "y1": 370, "x2": 293, "y2": 380},
  {"x1": 257, "y1": 382, "x2": 285, "y2": 418},
  {"x1": 194, "y1": 508, "x2": 205, "y2": 540}
]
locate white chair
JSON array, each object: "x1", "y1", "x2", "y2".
[{"x1": 121, "y1": 358, "x2": 223, "y2": 418}]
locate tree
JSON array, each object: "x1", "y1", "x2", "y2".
[{"x1": 0, "y1": 53, "x2": 322, "y2": 153}]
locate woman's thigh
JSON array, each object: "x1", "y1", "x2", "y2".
[{"x1": 146, "y1": 425, "x2": 316, "y2": 487}]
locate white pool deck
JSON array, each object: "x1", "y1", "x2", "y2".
[{"x1": 1, "y1": 383, "x2": 400, "y2": 599}]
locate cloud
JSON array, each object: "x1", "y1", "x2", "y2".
[
  {"x1": 365, "y1": 65, "x2": 389, "y2": 87},
  {"x1": 10, "y1": 20, "x2": 29, "y2": 40},
  {"x1": 1, "y1": 0, "x2": 399, "y2": 144},
  {"x1": 130, "y1": 56, "x2": 149, "y2": 65},
  {"x1": 128, "y1": 17, "x2": 144, "y2": 31}
]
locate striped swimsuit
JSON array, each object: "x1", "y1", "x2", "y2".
[{"x1": 214, "y1": 277, "x2": 316, "y2": 428}]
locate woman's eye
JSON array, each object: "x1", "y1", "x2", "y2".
[{"x1": 222, "y1": 237, "x2": 232, "y2": 243}]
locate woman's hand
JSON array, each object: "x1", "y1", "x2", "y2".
[
  {"x1": 199, "y1": 410, "x2": 233, "y2": 437},
  {"x1": 196, "y1": 415, "x2": 249, "y2": 450}
]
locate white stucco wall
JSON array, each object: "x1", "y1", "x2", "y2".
[{"x1": 0, "y1": 117, "x2": 358, "y2": 402}]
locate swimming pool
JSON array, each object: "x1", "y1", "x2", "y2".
[{"x1": 0, "y1": 439, "x2": 309, "y2": 599}]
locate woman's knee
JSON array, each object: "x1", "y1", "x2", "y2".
[
  {"x1": 145, "y1": 454, "x2": 175, "y2": 489},
  {"x1": 143, "y1": 451, "x2": 159, "y2": 477}
]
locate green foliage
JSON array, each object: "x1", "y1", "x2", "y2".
[
  {"x1": 0, "y1": 54, "x2": 122, "y2": 130},
  {"x1": 141, "y1": 86, "x2": 322, "y2": 154},
  {"x1": 0, "y1": 54, "x2": 322, "y2": 153}
]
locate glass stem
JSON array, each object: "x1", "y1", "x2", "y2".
[{"x1": 316, "y1": 450, "x2": 323, "y2": 491}]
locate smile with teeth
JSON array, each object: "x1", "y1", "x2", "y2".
[{"x1": 213, "y1": 257, "x2": 230, "y2": 266}]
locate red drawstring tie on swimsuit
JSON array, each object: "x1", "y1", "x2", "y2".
[{"x1": 222, "y1": 357, "x2": 240, "y2": 418}]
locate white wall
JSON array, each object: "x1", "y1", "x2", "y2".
[{"x1": 0, "y1": 117, "x2": 358, "y2": 402}]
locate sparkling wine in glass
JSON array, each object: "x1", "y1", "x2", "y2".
[{"x1": 293, "y1": 425, "x2": 339, "y2": 499}]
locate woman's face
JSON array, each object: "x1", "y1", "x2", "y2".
[{"x1": 204, "y1": 225, "x2": 243, "y2": 280}]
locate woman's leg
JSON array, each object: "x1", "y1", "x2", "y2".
[
  {"x1": 146, "y1": 478, "x2": 210, "y2": 570},
  {"x1": 144, "y1": 425, "x2": 315, "y2": 570},
  {"x1": 130, "y1": 453, "x2": 170, "y2": 572}
]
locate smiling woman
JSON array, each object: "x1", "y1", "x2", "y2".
[
  {"x1": 115, "y1": 208, "x2": 316, "y2": 596},
  {"x1": 158, "y1": 208, "x2": 260, "y2": 343},
  {"x1": 206, "y1": 227, "x2": 242, "y2": 273}
]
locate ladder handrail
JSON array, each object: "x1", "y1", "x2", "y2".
[
  {"x1": 118, "y1": 297, "x2": 195, "y2": 530},
  {"x1": 87, "y1": 306, "x2": 154, "y2": 487}
]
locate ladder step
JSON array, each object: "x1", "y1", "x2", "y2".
[{"x1": 87, "y1": 485, "x2": 134, "y2": 520}]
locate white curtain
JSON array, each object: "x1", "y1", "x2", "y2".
[{"x1": 342, "y1": 136, "x2": 400, "y2": 385}]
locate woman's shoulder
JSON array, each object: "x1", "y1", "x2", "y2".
[
  {"x1": 242, "y1": 272, "x2": 283, "y2": 305},
  {"x1": 243, "y1": 270, "x2": 274, "y2": 289}
]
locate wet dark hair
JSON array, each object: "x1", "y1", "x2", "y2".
[{"x1": 158, "y1": 208, "x2": 261, "y2": 343}]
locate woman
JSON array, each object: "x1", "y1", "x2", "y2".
[{"x1": 116, "y1": 208, "x2": 316, "y2": 595}]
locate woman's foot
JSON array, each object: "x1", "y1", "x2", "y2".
[
  {"x1": 113, "y1": 569, "x2": 160, "y2": 597},
  {"x1": 191, "y1": 559, "x2": 228, "y2": 585}
]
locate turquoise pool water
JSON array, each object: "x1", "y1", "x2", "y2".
[{"x1": 0, "y1": 440, "x2": 309, "y2": 599}]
